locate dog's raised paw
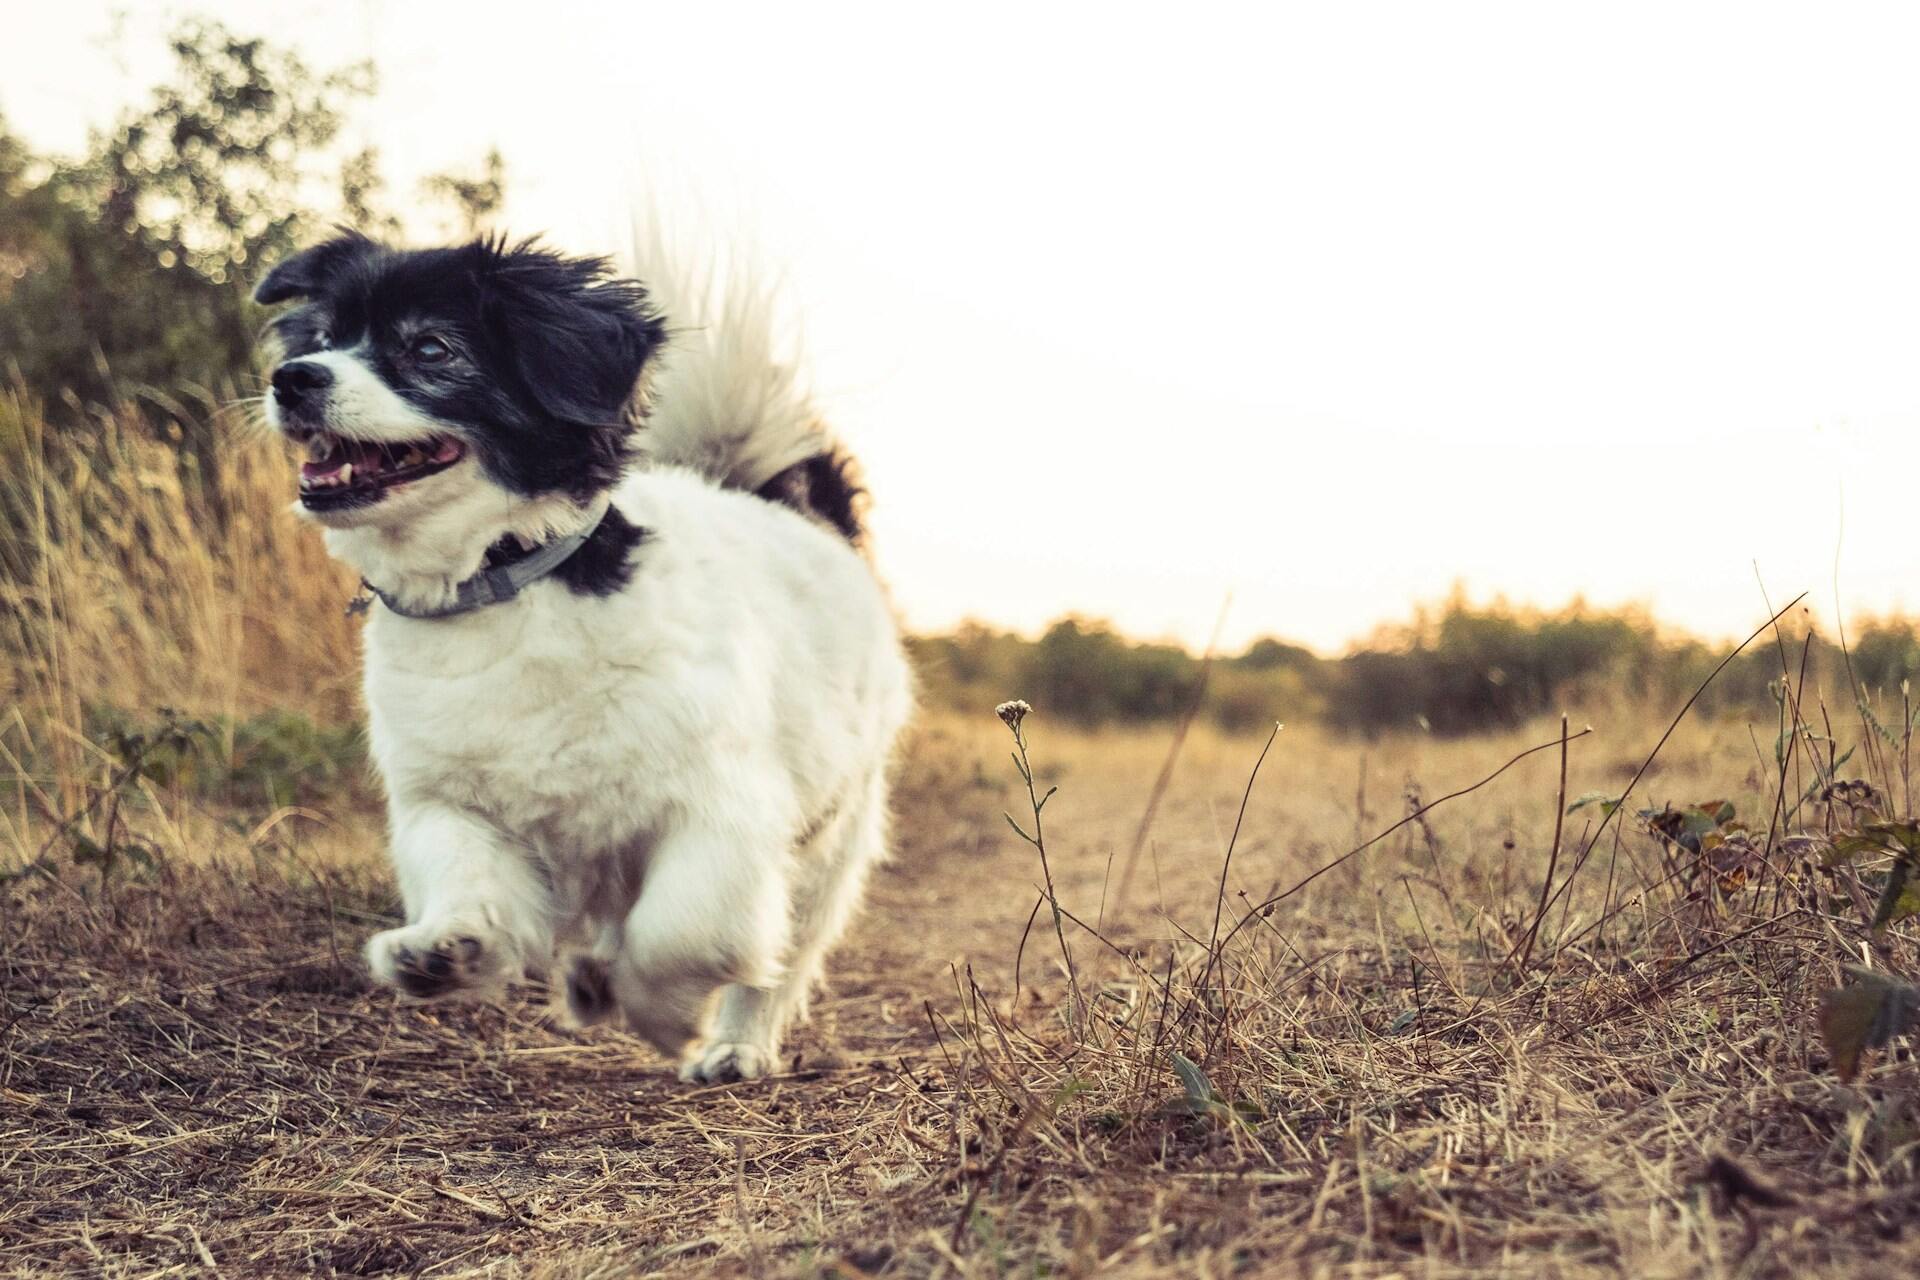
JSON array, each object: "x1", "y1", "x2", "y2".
[
  {"x1": 392, "y1": 935, "x2": 484, "y2": 997},
  {"x1": 681, "y1": 1041, "x2": 772, "y2": 1084},
  {"x1": 368, "y1": 929, "x2": 495, "y2": 999}
]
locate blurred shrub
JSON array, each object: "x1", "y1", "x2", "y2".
[
  {"x1": 1850, "y1": 618, "x2": 1920, "y2": 691},
  {"x1": 84, "y1": 707, "x2": 366, "y2": 810}
]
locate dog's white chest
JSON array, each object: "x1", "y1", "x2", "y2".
[{"x1": 364, "y1": 602, "x2": 671, "y2": 857}]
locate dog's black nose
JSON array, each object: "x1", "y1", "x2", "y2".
[{"x1": 271, "y1": 360, "x2": 333, "y2": 412}]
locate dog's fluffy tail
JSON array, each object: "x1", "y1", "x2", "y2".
[{"x1": 624, "y1": 225, "x2": 866, "y2": 544}]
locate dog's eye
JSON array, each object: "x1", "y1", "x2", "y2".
[
  {"x1": 313, "y1": 330, "x2": 332, "y2": 351},
  {"x1": 411, "y1": 335, "x2": 454, "y2": 365}
]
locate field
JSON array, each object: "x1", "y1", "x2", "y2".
[{"x1": 4, "y1": 403, "x2": 1918, "y2": 1278}]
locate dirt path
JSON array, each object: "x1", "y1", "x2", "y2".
[
  {"x1": 5, "y1": 718, "x2": 1915, "y2": 1278},
  {"x1": 0, "y1": 724, "x2": 1099, "y2": 1278}
]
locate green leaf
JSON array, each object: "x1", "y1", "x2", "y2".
[
  {"x1": 1810, "y1": 745, "x2": 1857, "y2": 788},
  {"x1": 1872, "y1": 859, "x2": 1919, "y2": 932},
  {"x1": 1825, "y1": 831, "x2": 1887, "y2": 867},
  {"x1": 1167, "y1": 1051, "x2": 1263, "y2": 1130},
  {"x1": 1567, "y1": 791, "x2": 1622, "y2": 815},
  {"x1": 1170, "y1": 1051, "x2": 1214, "y2": 1109},
  {"x1": 1884, "y1": 878, "x2": 1920, "y2": 927},
  {"x1": 1819, "y1": 967, "x2": 1920, "y2": 1081},
  {"x1": 1864, "y1": 819, "x2": 1920, "y2": 859}
]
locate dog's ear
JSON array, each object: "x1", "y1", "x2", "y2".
[
  {"x1": 482, "y1": 241, "x2": 667, "y2": 428},
  {"x1": 253, "y1": 232, "x2": 379, "y2": 305}
]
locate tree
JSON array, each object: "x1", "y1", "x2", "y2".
[
  {"x1": 1, "y1": 22, "x2": 370, "y2": 406},
  {"x1": 0, "y1": 19, "x2": 507, "y2": 417}
]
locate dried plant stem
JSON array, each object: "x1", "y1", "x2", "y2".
[
  {"x1": 1513, "y1": 714, "x2": 1570, "y2": 972},
  {"x1": 1001, "y1": 711, "x2": 1085, "y2": 1038},
  {"x1": 1194, "y1": 721, "x2": 1281, "y2": 1047}
]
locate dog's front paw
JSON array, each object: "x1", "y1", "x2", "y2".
[
  {"x1": 365, "y1": 926, "x2": 508, "y2": 999},
  {"x1": 680, "y1": 1040, "x2": 774, "y2": 1084}
]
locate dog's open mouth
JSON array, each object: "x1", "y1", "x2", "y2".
[{"x1": 298, "y1": 433, "x2": 465, "y2": 509}]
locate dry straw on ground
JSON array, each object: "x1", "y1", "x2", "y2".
[{"x1": 3, "y1": 403, "x2": 1918, "y2": 1277}]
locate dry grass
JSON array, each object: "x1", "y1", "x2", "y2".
[
  {"x1": 1, "y1": 388, "x2": 360, "y2": 832},
  {"x1": 3, "y1": 403, "x2": 1917, "y2": 1278}
]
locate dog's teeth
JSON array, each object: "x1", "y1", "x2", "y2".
[
  {"x1": 401, "y1": 447, "x2": 424, "y2": 467},
  {"x1": 337, "y1": 463, "x2": 354, "y2": 484}
]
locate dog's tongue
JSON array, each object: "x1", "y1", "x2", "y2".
[{"x1": 301, "y1": 438, "x2": 388, "y2": 481}]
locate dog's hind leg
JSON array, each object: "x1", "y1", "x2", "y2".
[
  {"x1": 685, "y1": 768, "x2": 889, "y2": 1083},
  {"x1": 605, "y1": 814, "x2": 794, "y2": 1070}
]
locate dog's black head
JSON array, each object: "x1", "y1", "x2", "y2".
[{"x1": 254, "y1": 233, "x2": 666, "y2": 525}]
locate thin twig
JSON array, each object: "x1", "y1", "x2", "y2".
[
  {"x1": 1513, "y1": 714, "x2": 1570, "y2": 972},
  {"x1": 1000, "y1": 709, "x2": 1085, "y2": 1036},
  {"x1": 1194, "y1": 722, "x2": 1282, "y2": 1050}
]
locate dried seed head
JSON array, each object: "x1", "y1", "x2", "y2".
[{"x1": 995, "y1": 700, "x2": 1031, "y2": 732}]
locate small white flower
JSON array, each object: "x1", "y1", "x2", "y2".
[{"x1": 995, "y1": 699, "x2": 1031, "y2": 732}]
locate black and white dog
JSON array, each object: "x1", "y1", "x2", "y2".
[{"x1": 254, "y1": 233, "x2": 912, "y2": 1082}]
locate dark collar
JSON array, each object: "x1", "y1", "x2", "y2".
[{"x1": 350, "y1": 496, "x2": 614, "y2": 620}]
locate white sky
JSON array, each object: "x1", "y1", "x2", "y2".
[{"x1": 7, "y1": 2, "x2": 1920, "y2": 652}]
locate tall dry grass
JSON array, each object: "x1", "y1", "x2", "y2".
[
  {"x1": 0, "y1": 388, "x2": 363, "y2": 864},
  {"x1": 1, "y1": 389, "x2": 360, "y2": 717}
]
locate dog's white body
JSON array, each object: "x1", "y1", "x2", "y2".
[
  {"x1": 357, "y1": 466, "x2": 909, "y2": 1078},
  {"x1": 276, "y1": 244, "x2": 913, "y2": 1081}
]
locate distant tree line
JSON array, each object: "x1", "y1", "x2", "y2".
[{"x1": 909, "y1": 600, "x2": 1920, "y2": 736}]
